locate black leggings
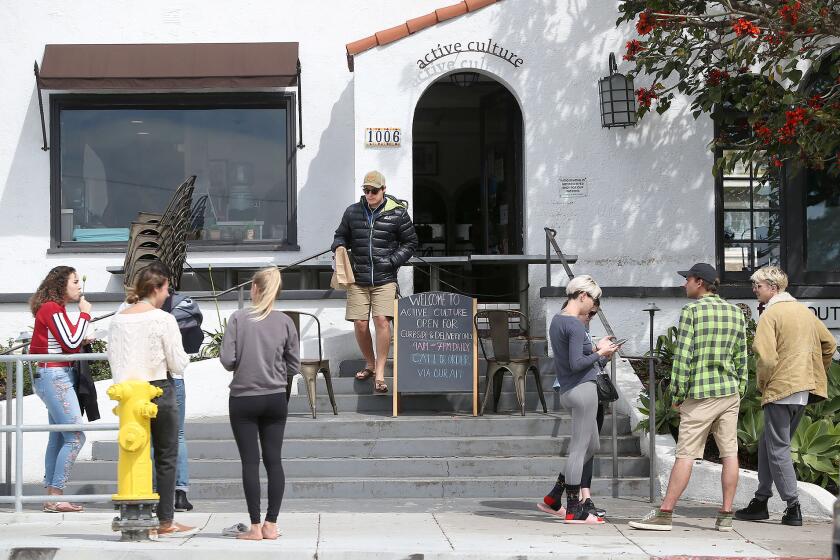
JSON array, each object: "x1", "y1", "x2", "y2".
[
  {"x1": 581, "y1": 403, "x2": 605, "y2": 489},
  {"x1": 229, "y1": 392, "x2": 288, "y2": 524},
  {"x1": 150, "y1": 379, "x2": 179, "y2": 524}
]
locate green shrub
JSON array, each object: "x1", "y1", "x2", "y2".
[
  {"x1": 199, "y1": 318, "x2": 227, "y2": 359},
  {"x1": 636, "y1": 380, "x2": 680, "y2": 437},
  {"x1": 0, "y1": 338, "x2": 33, "y2": 398},
  {"x1": 87, "y1": 339, "x2": 112, "y2": 382},
  {"x1": 196, "y1": 264, "x2": 228, "y2": 360},
  {"x1": 736, "y1": 406, "x2": 763, "y2": 456},
  {"x1": 791, "y1": 415, "x2": 840, "y2": 489}
]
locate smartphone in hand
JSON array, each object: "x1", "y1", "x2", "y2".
[{"x1": 614, "y1": 338, "x2": 628, "y2": 346}]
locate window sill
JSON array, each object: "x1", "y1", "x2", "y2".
[{"x1": 47, "y1": 242, "x2": 301, "y2": 254}]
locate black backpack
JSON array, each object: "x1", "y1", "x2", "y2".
[{"x1": 163, "y1": 293, "x2": 204, "y2": 353}]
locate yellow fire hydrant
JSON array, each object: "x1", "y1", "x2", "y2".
[
  {"x1": 109, "y1": 380, "x2": 162, "y2": 540},
  {"x1": 108, "y1": 380, "x2": 161, "y2": 502}
]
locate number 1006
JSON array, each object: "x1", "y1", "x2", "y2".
[{"x1": 366, "y1": 128, "x2": 400, "y2": 146}]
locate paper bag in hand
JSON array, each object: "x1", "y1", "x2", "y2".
[{"x1": 330, "y1": 246, "x2": 355, "y2": 290}]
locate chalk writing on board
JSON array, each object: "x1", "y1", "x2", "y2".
[{"x1": 395, "y1": 291, "x2": 475, "y2": 393}]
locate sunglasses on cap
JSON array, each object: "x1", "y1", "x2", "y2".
[{"x1": 362, "y1": 186, "x2": 382, "y2": 194}]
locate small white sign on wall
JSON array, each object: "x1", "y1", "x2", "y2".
[
  {"x1": 365, "y1": 128, "x2": 401, "y2": 147},
  {"x1": 559, "y1": 177, "x2": 588, "y2": 197}
]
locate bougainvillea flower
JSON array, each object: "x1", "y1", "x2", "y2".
[{"x1": 733, "y1": 18, "x2": 760, "y2": 38}]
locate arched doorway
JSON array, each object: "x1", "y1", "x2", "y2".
[{"x1": 412, "y1": 72, "x2": 524, "y2": 301}]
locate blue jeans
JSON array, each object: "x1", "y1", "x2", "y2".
[
  {"x1": 32, "y1": 367, "x2": 86, "y2": 490},
  {"x1": 173, "y1": 377, "x2": 189, "y2": 491}
]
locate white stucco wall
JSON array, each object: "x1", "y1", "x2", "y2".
[{"x1": 351, "y1": 0, "x2": 715, "y2": 335}]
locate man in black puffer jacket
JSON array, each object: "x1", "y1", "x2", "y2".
[{"x1": 332, "y1": 170, "x2": 417, "y2": 394}]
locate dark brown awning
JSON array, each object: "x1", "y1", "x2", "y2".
[
  {"x1": 33, "y1": 42, "x2": 305, "y2": 151},
  {"x1": 37, "y1": 42, "x2": 299, "y2": 89}
]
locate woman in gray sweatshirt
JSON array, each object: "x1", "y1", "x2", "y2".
[
  {"x1": 539, "y1": 275, "x2": 618, "y2": 524},
  {"x1": 220, "y1": 267, "x2": 300, "y2": 541}
]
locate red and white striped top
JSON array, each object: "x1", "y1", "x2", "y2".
[{"x1": 30, "y1": 301, "x2": 90, "y2": 366}]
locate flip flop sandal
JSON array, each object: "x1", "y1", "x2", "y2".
[
  {"x1": 158, "y1": 524, "x2": 199, "y2": 538},
  {"x1": 354, "y1": 368, "x2": 375, "y2": 381},
  {"x1": 374, "y1": 380, "x2": 389, "y2": 393},
  {"x1": 43, "y1": 501, "x2": 84, "y2": 513},
  {"x1": 222, "y1": 522, "x2": 250, "y2": 537}
]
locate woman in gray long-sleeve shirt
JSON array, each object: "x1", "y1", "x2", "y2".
[
  {"x1": 220, "y1": 267, "x2": 299, "y2": 541},
  {"x1": 538, "y1": 275, "x2": 618, "y2": 525}
]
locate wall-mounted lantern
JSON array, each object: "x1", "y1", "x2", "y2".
[{"x1": 599, "y1": 53, "x2": 637, "y2": 128}]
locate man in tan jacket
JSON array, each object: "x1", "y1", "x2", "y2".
[{"x1": 735, "y1": 266, "x2": 837, "y2": 527}]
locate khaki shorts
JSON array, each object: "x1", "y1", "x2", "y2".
[
  {"x1": 345, "y1": 282, "x2": 397, "y2": 321},
  {"x1": 675, "y1": 393, "x2": 740, "y2": 459}
]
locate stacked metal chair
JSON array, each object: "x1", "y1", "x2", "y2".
[{"x1": 123, "y1": 175, "x2": 196, "y2": 290}]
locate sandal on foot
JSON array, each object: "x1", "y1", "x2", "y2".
[
  {"x1": 374, "y1": 380, "x2": 388, "y2": 393},
  {"x1": 158, "y1": 522, "x2": 199, "y2": 538},
  {"x1": 355, "y1": 368, "x2": 375, "y2": 381},
  {"x1": 43, "y1": 501, "x2": 84, "y2": 513}
]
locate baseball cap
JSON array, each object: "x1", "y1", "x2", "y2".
[
  {"x1": 677, "y1": 263, "x2": 718, "y2": 284},
  {"x1": 362, "y1": 170, "x2": 386, "y2": 189}
]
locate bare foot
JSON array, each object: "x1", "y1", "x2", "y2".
[
  {"x1": 261, "y1": 522, "x2": 279, "y2": 540},
  {"x1": 237, "y1": 524, "x2": 263, "y2": 541}
]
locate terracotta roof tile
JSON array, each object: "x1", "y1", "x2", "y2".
[
  {"x1": 346, "y1": 35, "x2": 378, "y2": 56},
  {"x1": 465, "y1": 0, "x2": 497, "y2": 10},
  {"x1": 345, "y1": 0, "x2": 503, "y2": 70},
  {"x1": 435, "y1": 2, "x2": 469, "y2": 21},
  {"x1": 406, "y1": 13, "x2": 438, "y2": 34},
  {"x1": 375, "y1": 23, "x2": 411, "y2": 46}
]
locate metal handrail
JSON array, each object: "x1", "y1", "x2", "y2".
[
  {"x1": 543, "y1": 227, "x2": 659, "y2": 501},
  {"x1": 0, "y1": 353, "x2": 117, "y2": 512}
]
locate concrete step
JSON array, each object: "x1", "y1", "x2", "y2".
[
  {"x1": 304, "y1": 374, "x2": 560, "y2": 395},
  {"x1": 337, "y1": 357, "x2": 555, "y2": 378},
  {"x1": 182, "y1": 413, "x2": 633, "y2": 440},
  {"x1": 49, "y1": 475, "x2": 649, "y2": 499},
  {"x1": 91, "y1": 434, "x2": 641, "y2": 461},
  {"x1": 73, "y1": 455, "x2": 650, "y2": 481},
  {"x1": 285, "y1": 391, "x2": 587, "y2": 415}
]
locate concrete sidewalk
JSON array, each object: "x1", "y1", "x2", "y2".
[{"x1": 0, "y1": 498, "x2": 832, "y2": 559}]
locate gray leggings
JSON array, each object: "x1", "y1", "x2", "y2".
[{"x1": 559, "y1": 381, "x2": 600, "y2": 486}]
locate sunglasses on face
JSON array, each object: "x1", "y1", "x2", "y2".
[
  {"x1": 362, "y1": 187, "x2": 382, "y2": 195},
  {"x1": 588, "y1": 310, "x2": 598, "y2": 318}
]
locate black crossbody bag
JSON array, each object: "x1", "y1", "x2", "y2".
[{"x1": 595, "y1": 371, "x2": 619, "y2": 402}]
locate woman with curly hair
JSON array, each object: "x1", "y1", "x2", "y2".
[{"x1": 28, "y1": 265, "x2": 93, "y2": 513}]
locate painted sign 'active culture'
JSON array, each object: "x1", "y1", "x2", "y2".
[{"x1": 416, "y1": 39, "x2": 525, "y2": 69}]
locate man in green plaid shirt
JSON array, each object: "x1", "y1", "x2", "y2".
[
  {"x1": 670, "y1": 289, "x2": 748, "y2": 404},
  {"x1": 631, "y1": 263, "x2": 747, "y2": 533}
]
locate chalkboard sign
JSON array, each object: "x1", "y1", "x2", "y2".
[{"x1": 393, "y1": 291, "x2": 478, "y2": 416}]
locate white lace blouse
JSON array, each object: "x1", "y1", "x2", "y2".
[{"x1": 107, "y1": 308, "x2": 190, "y2": 383}]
